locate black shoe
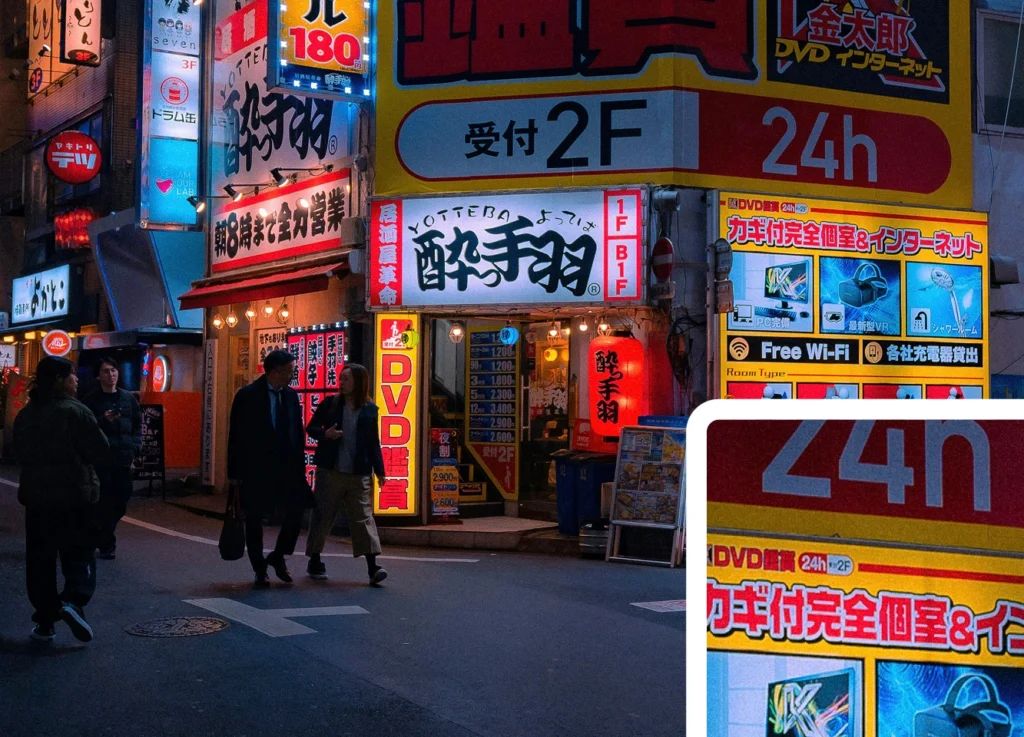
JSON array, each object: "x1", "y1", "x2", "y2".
[
  {"x1": 96, "y1": 548, "x2": 115, "y2": 560},
  {"x1": 59, "y1": 603, "x2": 93, "y2": 643},
  {"x1": 369, "y1": 567, "x2": 388, "y2": 586},
  {"x1": 307, "y1": 558, "x2": 327, "y2": 580},
  {"x1": 266, "y1": 554, "x2": 293, "y2": 583},
  {"x1": 30, "y1": 623, "x2": 55, "y2": 642},
  {"x1": 253, "y1": 571, "x2": 271, "y2": 589}
]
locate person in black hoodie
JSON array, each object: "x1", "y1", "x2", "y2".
[
  {"x1": 82, "y1": 356, "x2": 142, "y2": 560},
  {"x1": 14, "y1": 356, "x2": 109, "y2": 642}
]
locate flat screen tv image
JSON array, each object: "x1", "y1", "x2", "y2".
[
  {"x1": 766, "y1": 669, "x2": 856, "y2": 737},
  {"x1": 728, "y1": 253, "x2": 814, "y2": 334},
  {"x1": 707, "y1": 652, "x2": 862, "y2": 737}
]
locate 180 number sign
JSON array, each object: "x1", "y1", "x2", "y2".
[{"x1": 288, "y1": 28, "x2": 362, "y2": 68}]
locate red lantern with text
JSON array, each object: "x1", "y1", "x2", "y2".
[
  {"x1": 588, "y1": 336, "x2": 644, "y2": 437},
  {"x1": 55, "y1": 208, "x2": 96, "y2": 250}
]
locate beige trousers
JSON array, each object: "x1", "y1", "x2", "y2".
[{"x1": 306, "y1": 470, "x2": 382, "y2": 558}]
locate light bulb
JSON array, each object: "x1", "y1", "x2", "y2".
[
  {"x1": 279, "y1": 303, "x2": 290, "y2": 319},
  {"x1": 562, "y1": 327, "x2": 571, "y2": 336},
  {"x1": 212, "y1": 315, "x2": 224, "y2": 329},
  {"x1": 245, "y1": 306, "x2": 257, "y2": 320},
  {"x1": 262, "y1": 302, "x2": 275, "y2": 317},
  {"x1": 548, "y1": 324, "x2": 559, "y2": 338},
  {"x1": 578, "y1": 318, "x2": 589, "y2": 332},
  {"x1": 225, "y1": 313, "x2": 238, "y2": 328}
]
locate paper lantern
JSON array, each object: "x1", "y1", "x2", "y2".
[{"x1": 588, "y1": 336, "x2": 644, "y2": 437}]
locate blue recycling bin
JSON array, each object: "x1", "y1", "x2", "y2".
[
  {"x1": 575, "y1": 453, "x2": 617, "y2": 525},
  {"x1": 553, "y1": 450, "x2": 582, "y2": 535}
]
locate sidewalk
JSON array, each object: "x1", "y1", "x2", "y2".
[{"x1": 165, "y1": 492, "x2": 580, "y2": 555}]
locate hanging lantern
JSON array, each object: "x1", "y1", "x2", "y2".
[
  {"x1": 499, "y1": 324, "x2": 519, "y2": 346},
  {"x1": 588, "y1": 336, "x2": 644, "y2": 437}
]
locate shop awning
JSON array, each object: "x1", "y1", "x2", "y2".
[{"x1": 178, "y1": 260, "x2": 349, "y2": 311}]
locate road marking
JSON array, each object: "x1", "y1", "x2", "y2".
[
  {"x1": 0, "y1": 478, "x2": 18, "y2": 489},
  {"x1": 121, "y1": 517, "x2": 479, "y2": 563},
  {"x1": 632, "y1": 600, "x2": 686, "y2": 613},
  {"x1": 184, "y1": 597, "x2": 368, "y2": 637}
]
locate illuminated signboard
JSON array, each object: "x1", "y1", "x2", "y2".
[
  {"x1": 12, "y1": 264, "x2": 71, "y2": 325},
  {"x1": 373, "y1": 313, "x2": 420, "y2": 516},
  {"x1": 718, "y1": 193, "x2": 989, "y2": 399},
  {"x1": 267, "y1": 0, "x2": 370, "y2": 102},
  {"x1": 60, "y1": 0, "x2": 102, "y2": 66}
]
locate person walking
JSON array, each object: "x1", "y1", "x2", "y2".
[
  {"x1": 304, "y1": 364, "x2": 388, "y2": 585},
  {"x1": 228, "y1": 349, "x2": 311, "y2": 588},
  {"x1": 13, "y1": 356, "x2": 109, "y2": 642},
  {"x1": 82, "y1": 356, "x2": 142, "y2": 560}
]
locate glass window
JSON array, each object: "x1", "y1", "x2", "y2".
[{"x1": 981, "y1": 13, "x2": 1024, "y2": 131}]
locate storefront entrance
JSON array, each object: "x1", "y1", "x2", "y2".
[{"x1": 427, "y1": 318, "x2": 574, "y2": 520}]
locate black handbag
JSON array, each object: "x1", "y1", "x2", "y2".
[{"x1": 218, "y1": 484, "x2": 246, "y2": 561}]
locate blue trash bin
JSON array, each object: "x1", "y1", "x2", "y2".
[
  {"x1": 553, "y1": 450, "x2": 582, "y2": 535},
  {"x1": 575, "y1": 453, "x2": 617, "y2": 526}
]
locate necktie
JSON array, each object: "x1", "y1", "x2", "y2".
[{"x1": 274, "y1": 390, "x2": 289, "y2": 445}]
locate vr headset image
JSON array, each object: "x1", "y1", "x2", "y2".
[
  {"x1": 914, "y1": 674, "x2": 1012, "y2": 737},
  {"x1": 838, "y1": 262, "x2": 888, "y2": 308}
]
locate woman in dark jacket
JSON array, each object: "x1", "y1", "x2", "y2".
[
  {"x1": 304, "y1": 364, "x2": 388, "y2": 584},
  {"x1": 13, "y1": 356, "x2": 109, "y2": 643}
]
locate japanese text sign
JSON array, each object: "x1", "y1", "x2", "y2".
[
  {"x1": 28, "y1": 0, "x2": 75, "y2": 97},
  {"x1": 138, "y1": 0, "x2": 202, "y2": 229},
  {"x1": 465, "y1": 326, "x2": 519, "y2": 501},
  {"x1": 369, "y1": 188, "x2": 646, "y2": 309},
  {"x1": 267, "y1": 0, "x2": 370, "y2": 101},
  {"x1": 375, "y1": 1, "x2": 971, "y2": 208},
  {"x1": 61, "y1": 0, "x2": 102, "y2": 66},
  {"x1": 708, "y1": 419, "x2": 1024, "y2": 555},
  {"x1": 718, "y1": 193, "x2": 989, "y2": 400},
  {"x1": 708, "y1": 532, "x2": 1024, "y2": 736},
  {"x1": 588, "y1": 336, "x2": 644, "y2": 437},
  {"x1": 46, "y1": 131, "x2": 101, "y2": 185},
  {"x1": 374, "y1": 313, "x2": 420, "y2": 516},
  {"x1": 211, "y1": 169, "x2": 350, "y2": 273},
  {"x1": 12, "y1": 265, "x2": 70, "y2": 325}
]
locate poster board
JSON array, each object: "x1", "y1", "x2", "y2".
[
  {"x1": 135, "y1": 405, "x2": 166, "y2": 496},
  {"x1": 606, "y1": 425, "x2": 685, "y2": 568}
]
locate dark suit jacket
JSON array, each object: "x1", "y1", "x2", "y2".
[
  {"x1": 228, "y1": 376, "x2": 310, "y2": 513},
  {"x1": 306, "y1": 396, "x2": 386, "y2": 478}
]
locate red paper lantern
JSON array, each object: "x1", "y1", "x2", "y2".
[{"x1": 588, "y1": 336, "x2": 644, "y2": 437}]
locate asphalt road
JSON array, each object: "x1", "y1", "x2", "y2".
[{"x1": 0, "y1": 468, "x2": 685, "y2": 737}]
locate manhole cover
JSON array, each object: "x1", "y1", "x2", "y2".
[{"x1": 124, "y1": 616, "x2": 229, "y2": 638}]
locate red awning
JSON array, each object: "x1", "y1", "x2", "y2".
[{"x1": 178, "y1": 261, "x2": 349, "y2": 311}]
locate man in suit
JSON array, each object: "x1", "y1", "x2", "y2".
[{"x1": 228, "y1": 349, "x2": 311, "y2": 588}]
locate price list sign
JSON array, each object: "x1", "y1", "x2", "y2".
[{"x1": 465, "y1": 327, "x2": 520, "y2": 501}]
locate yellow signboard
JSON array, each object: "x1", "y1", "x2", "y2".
[
  {"x1": 268, "y1": 0, "x2": 369, "y2": 100},
  {"x1": 717, "y1": 193, "x2": 989, "y2": 399},
  {"x1": 708, "y1": 532, "x2": 1024, "y2": 736},
  {"x1": 375, "y1": 2, "x2": 971, "y2": 208},
  {"x1": 373, "y1": 313, "x2": 420, "y2": 516}
]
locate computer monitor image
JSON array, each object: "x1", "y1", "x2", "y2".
[
  {"x1": 766, "y1": 668, "x2": 856, "y2": 737},
  {"x1": 764, "y1": 261, "x2": 810, "y2": 309}
]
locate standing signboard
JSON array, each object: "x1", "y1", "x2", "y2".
[
  {"x1": 201, "y1": 339, "x2": 218, "y2": 486},
  {"x1": 374, "y1": 1, "x2": 971, "y2": 209},
  {"x1": 717, "y1": 193, "x2": 989, "y2": 399},
  {"x1": 137, "y1": 0, "x2": 202, "y2": 229},
  {"x1": 606, "y1": 425, "x2": 685, "y2": 568},
  {"x1": 373, "y1": 313, "x2": 420, "y2": 516},
  {"x1": 465, "y1": 325, "x2": 519, "y2": 501},
  {"x1": 267, "y1": 0, "x2": 371, "y2": 101},
  {"x1": 368, "y1": 188, "x2": 646, "y2": 309},
  {"x1": 429, "y1": 428, "x2": 460, "y2": 519},
  {"x1": 135, "y1": 405, "x2": 166, "y2": 497}
]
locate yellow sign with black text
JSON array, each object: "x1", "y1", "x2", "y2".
[
  {"x1": 717, "y1": 193, "x2": 989, "y2": 399},
  {"x1": 708, "y1": 532, "x2": 1024, "y2": 736},
  {"x1": 375, "y1": 1, "x2": 971, "y2": 207}
]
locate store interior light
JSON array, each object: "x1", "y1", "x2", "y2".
[
  {"x1": 2, "y1": 335, "x2": 14, "y2": 343},
  {"x1": 212, "y1": 315, "x2": 224, "y2": 330},
  {"x1": 262, "y1": 302, "x2": 275, "y2": 318},
  {"x1": 245, "y1": 305, "x2": 257, "y2": 320}
]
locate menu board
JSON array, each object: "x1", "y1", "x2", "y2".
[
  {"x1": 288, "y1": 326, "x2": 347, "y2": 488},
  {"x1": 464, "y1": 326, "x2": 520, "y2": 500},
  {"x1": 610, "y1": 427, "x2": 685, "y2": 526},
  {"x1": 135, "y1": 404, "x2": 166, "y2": 481},
  {"x1": 429, "y1": 428, "x2": 460, "y2": 518}
]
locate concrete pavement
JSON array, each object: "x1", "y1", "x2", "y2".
[{"x1": 0, "y1": 470, "x2": 685, "y2": 737}]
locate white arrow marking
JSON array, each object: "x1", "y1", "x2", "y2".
[
  {"x1": 184, "y1": 598, "x2": 367, "y2": 637},
  {"x1": 631, "y1": 600, "x2": 686, "y2": 613}
]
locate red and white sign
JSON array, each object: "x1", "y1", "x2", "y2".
[
  {"x1": 152, "y1": 356, "x2": 170, "y2": 392},
  {"x1": 211, "y1": 170, "x2": 351, "y2": 273},
  {"x1": 46, "y1": 131, "x2": 102, "y2": 184},
  {"x1": 651, "y1": 237, "x2": 674, "y2": 282},
  {"x1": 369, "y1": 188, "x2": 647, "y2": 308},
  {"x1": 61, "y1": 0, "x2": 102, "y2": 66},
  {"x1": 588, "y1": 336, "x2": 644, "y2": 436},
  {"x1": 42, "y1": 330, "x2": 73, "y2": 357},
  {"x1": 708, "y1": 420, "x2": 1024, "y2": 534}
]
